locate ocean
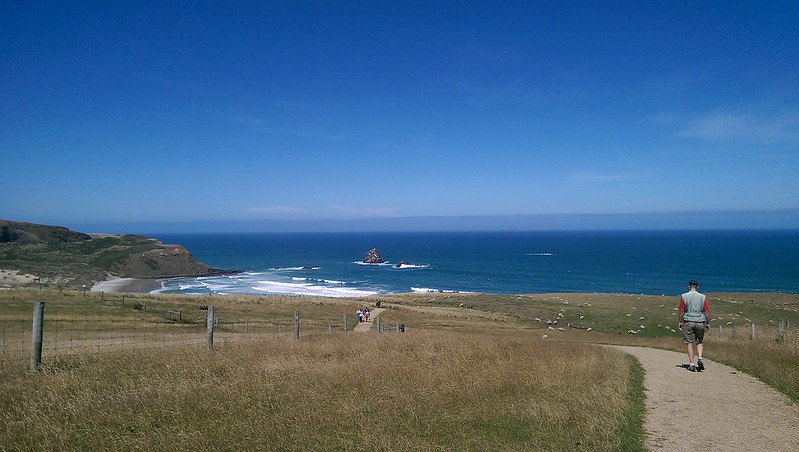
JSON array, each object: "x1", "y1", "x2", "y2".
[{"x1": 147, "y1": 230, "x2": 799, "y2": 297}]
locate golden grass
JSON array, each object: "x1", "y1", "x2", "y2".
[
  {"x1": 1, "y1": 331, "x2": 642, "y2": 450},
  {"x1": 2, "y1": 287, "x2": 798, "y2": 449}
]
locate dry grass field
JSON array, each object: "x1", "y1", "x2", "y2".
[{"x1": 2, "y1": 287, "x2": 797, "y2": 450}]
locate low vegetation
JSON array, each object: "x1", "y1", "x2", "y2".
[
  {"x1": 1, "y1": 288, "x2": 797, "y2": 449},
  {"x1": 0, "y1": 219, "x2": 221, "y2": 289}
]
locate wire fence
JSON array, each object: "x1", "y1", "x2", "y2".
[
  {"x1": 1, "y1": 297, "x2": 400, "y2": 371},
  {"x1": 714, "y1": 320, "x2": 796, "y2": 344}
]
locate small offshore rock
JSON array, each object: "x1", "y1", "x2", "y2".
[{"x1": 363, "y1": 248, "x2": 384, "y2": 264}]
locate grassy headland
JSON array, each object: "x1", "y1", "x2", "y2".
[{"x1": 0, "y1": 219, "x2": 234, "y2": 289}]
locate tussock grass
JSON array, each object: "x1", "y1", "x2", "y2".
[
  {"x1": 1, "y1": 331, "x2": 642, "y2": 450},
  {"x1": 3, "y1": 288, "x2": 798, "y2": 449}
]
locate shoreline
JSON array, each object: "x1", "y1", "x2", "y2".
[{"x1": 91, "y1": 278, "x2": 163, "y2": 293}]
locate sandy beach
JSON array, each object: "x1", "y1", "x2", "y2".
[{"x1": 91, "y1": 278, "x2": 163, "y2": 293}]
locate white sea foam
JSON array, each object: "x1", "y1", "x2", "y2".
[
  {"x1": 322, "y1": 279, "x2": 346, "y2": 285},
  {"x1": 178, "y1": 283, "x2": 205, "y2": 291},
  {"x1": 525, "y1": 252, "x2": 554, "y2": 256},
  {"x1": 273, "y1": 266, "x2": 321, "y2": 271},
  {"x1": 253, "y1": 279, "x2": 378, "y2": 297},
  {"x1": 395, "y1": 263, "x2": 429, "y2": 269},
  {"x1": 411, "y1": 287, "x2": 439, "y2": 293},
  {"x1": 354, "y1": 261, "x2": 394, "y2": 266}
]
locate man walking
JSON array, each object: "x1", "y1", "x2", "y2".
[{"x1": 678, "y1": 280, "x2": 710, "y2": 372}]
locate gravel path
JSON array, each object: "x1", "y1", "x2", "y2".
[{"x1": 613, "y1": 346, "x2": 799, "y2": 451}]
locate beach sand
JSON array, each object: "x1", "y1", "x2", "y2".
[
  {"x1": 0, "y1": 269, "x2": 39, "y2": 288},
  {"x1": 91, "y1": 278, "x2": 162, "y2": 293}
]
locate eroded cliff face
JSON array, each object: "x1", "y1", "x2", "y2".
[{"x1": 0, "y1": 219, "x2": 235, "y2": 288}]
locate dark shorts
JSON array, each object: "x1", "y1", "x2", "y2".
[{"x1": 683, "y1": 321, "x2": 705, "y2": 344}]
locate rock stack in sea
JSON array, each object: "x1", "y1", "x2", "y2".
[{"x1": 363, "y1": 248, "x2": 384, "y2": 264}]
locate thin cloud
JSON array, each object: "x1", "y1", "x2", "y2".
[
  {"x1": 677, "y1": 109, "x2": 799, "y2": 143},
  {"x1": 246, "y1": 206, "x2": 308, "y2": 215},
  {"x1": 329, "y1": 205, "x2": 401, "y2": 217}
]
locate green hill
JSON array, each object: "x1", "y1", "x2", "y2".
[{"x1": 0, "y1": 219, "x2": 232, "y2": 288}]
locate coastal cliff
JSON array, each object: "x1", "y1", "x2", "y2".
[{"x1": 0, "y1": 219, "x2": 234, "y2": 289}]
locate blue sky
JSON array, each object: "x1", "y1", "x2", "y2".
[{"x1": 2, "y1": 1, "x2": 798, "y2": 232}]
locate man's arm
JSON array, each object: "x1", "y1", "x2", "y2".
[
  {"x1": 678, "y1": 297, "x2": 685, "y2": 330},
  {"x1": 704, "y1": 299, "x2": 710, "y2": 330}
]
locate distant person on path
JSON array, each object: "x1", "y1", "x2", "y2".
[{"x1": 678, "y1": 280, "x2": 710, "y2": 372}]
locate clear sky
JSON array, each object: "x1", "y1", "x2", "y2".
[{"x1": 2, "y1": 1, "x2": 798, "y2": 232}]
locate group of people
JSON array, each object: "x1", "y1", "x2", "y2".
[{"x1": 356, "y1": 307, "x2": 370, "y2": 322}]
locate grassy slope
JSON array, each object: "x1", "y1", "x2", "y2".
[
  {"x1": 1, "y1": 288, "x2": 797, "y2": 449},
  {"x1": 0, "y1": 234, "x2": 165, "y2": 287}
]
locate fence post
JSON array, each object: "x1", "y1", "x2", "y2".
[
  {"x1": 206, "y1": 305, "x2": 215, "y2": 349},
  {"x1": 718, "y1": 324, "x2": 722, "y2": 338},
  {"x1": 30, "y1": 301, "x2": 45, "y2": 371},
  {"x1": 376, "y1": 316, "x2": 381, "y2": 333},
  {"x1": 731, "y1": 322, "x2": 736, "y2": 340},
  {"x1": 751, "y1": 323, "x2": 756, "y2": 340},
  {"x1": 343, "y1": 314, "x2": 348, "y2": 333},
  {"x1": 779, "y1": 320, "x2": 785, "y2": 343},
  {"x1": 294, "y1": 310, "x2": 300, "y2": 339}
]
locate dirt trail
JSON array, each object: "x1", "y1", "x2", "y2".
[
  {"x1": 353, "y1": 308, "x2": 385, "y2": 333},
  {"x1": 613, "y1": 346, "x2": 799, "y2": 451}
]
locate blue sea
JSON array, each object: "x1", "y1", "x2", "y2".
[{"x1": 147, "y1": 230, "x2": 799, "y2": 297}]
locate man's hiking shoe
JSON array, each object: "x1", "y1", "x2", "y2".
[
  {"x1": 697, "y1": 359, "x2": 704, "y2": 371},
  {"x1": 688, "y1": 364, "x2": 696, "y2": 372}
]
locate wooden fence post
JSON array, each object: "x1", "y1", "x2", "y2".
[
  {"x1": 294, "y1": 310, "x2": 300, "y2": 339},
  {"x1": 343, "y1": 314, "x2": 348, "y2": 333},
  {"x1": 751, "y1": 323, "x2": 756, "y2": 340},
  {"x1": 206, "y1": 305, "x2": 215, "y2": 349},
  {"x1": 376, "y1": 316, "x2": 381, "y2": 333},
  {"x1": 779, "y1": 320, "x2": 785, "y2": 343},
  {"x1": 731, "y1": 322, "x2": 736, "y2": 340},
  {"x1": 30, "y1": 301, "x2": 45, "y2": 371}
]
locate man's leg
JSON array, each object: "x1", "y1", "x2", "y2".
[{"x1": 686, "y1": 342, "x2": 695, "y2": 366}]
